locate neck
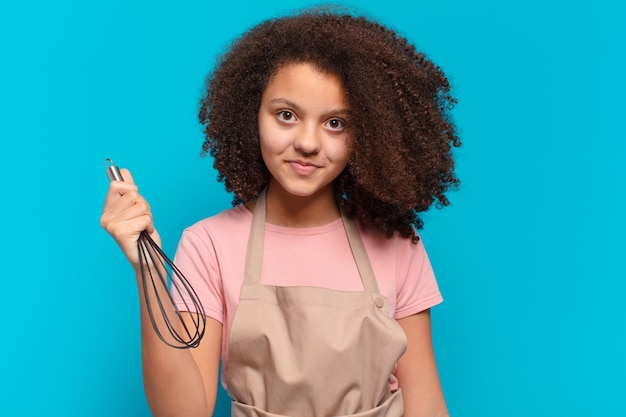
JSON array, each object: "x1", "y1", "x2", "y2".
[{"x1": 261, "y1": 181, "x2": 341, "y2": 227}]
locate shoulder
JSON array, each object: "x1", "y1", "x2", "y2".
[
  {"x1": 174, "y1": 204, "x2": 252, "y2": 281},
  {"x1": 357, "y1": 222, "x2": 425, "y2": 258},
  {"x1": 356, "y1": 222, "x2": 431, "y2": 281},
  {"x1": 177, "y1": 205, "x2": 253, "y2": 258},
  {"x1": 184, "y1": 204, "x2": 252, "y2": 240}
]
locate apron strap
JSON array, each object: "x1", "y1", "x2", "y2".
[
  {"x1": 243, "y1": 189, "x2": 267, "y2": 285},
  {"x1": 243, "y1": 188, "x2": 381, "y2": 293},
  {"x1": 341, "y1": 212, "x2": 381, "y2": 294}
]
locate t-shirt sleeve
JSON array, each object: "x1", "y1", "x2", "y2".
[
  {"x1": 394, "y1": 236, "x2": 443, "y2": 319},
  {"x1": 171, "y1": 227, "x2": 225, "y2": 324}
]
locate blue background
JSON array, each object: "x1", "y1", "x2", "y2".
[{"x1": 2, "y1": 0, "x2": 624, "y2": 415}]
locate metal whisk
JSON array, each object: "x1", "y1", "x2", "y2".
[{"x1": 105, "y1": 158, "x2": 206, "y2": 348}]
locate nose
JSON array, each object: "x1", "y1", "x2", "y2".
[{"x1": 294, "y1": 124, "x2": 321, "y2": 155}]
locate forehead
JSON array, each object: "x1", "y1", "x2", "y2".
[{"x1": 262, "y1": 62, "x2": 347, "y2": 107}]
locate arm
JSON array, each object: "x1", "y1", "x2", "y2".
[
  {"x1": 101, "y1": 169, "x2": 221, "y2": 416},
  {"x1": 396, "y1": 309, "x2": 449, "y2": 417},
  {"x1": 141, "y1": 313, "x2": 222, "y2": 417}
]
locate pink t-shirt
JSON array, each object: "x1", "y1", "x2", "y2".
[{"x1": 172, "y1": 204, "x2": 442, "y2": 389}]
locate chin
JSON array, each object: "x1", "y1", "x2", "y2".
[{"x1": 273, "y1": 181, "x2": 333, "y2": 199}]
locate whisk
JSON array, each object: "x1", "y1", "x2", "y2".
[{"x1": 105, "y1": 158, "x2": 206, "y2": 349}]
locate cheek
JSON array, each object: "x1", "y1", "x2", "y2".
[
  {"x1": 329, "y1": 137, "x2": 352, "y2": 166},
  {"x1": 258, "y1": 116, "x2": 290, "y2": 155},
  {"x1": 259, "y1": 132, "x2": 287, "y2": 158},
  {"x1": 258, "y1": 119, "x2": 276, "y2": 157}
]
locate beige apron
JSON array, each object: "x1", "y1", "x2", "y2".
[{"x1": 225, "y1": 190, "x2": 408, "y2": 417}]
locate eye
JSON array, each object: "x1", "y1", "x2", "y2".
[
  {"x1": 276, "y1": 110, "x2": 297, "y2": 123},
  {"x1": 325, "y1": 118, "x2": 346, "y2": 131}
]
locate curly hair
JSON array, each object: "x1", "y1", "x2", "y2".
[{"x1": 199, "y1": 7, "x2": 460, "y2": 241}]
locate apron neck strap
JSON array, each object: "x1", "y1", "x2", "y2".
[{"x1": 243, "y1": 189, "x2": 381, "y2": 293}]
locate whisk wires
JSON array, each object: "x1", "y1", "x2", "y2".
[
  {"x1": 137, "y1": 230, "x2": 206, "y2": 349},
  {"x1": 105, "y1": 158, "x2": 206, "y2": 349}
]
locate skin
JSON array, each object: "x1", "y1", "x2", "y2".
[
  {"x1": 100, "y1": 62, "x2": 448, "y2": 416},
  {"x1": 101, "y1": 170, "x2": 221, "y2": 417},
  {"x1": 256, "y1": 63, "x2": 351, "y2": 227},
  {"x1": 397, "y1": 311, "x2": 449, "y2": 417}
]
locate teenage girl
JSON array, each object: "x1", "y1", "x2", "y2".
[{"x1": 101, "y1": 8, "x2": 460, "y2": 417}]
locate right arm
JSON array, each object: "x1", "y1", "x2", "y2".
[{"x1": 100, "y1": 168, "x2": 222, "y2": 417}]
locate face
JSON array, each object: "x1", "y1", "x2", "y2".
[{"x1": 258, "y1": 62, "x2": 351, "y2": 201}]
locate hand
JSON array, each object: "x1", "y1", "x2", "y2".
[{"x1": 100, "y1": 168, "x2": 161, "y2": 269}]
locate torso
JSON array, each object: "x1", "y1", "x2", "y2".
[{"x1": 172, "y1": 203, "x2": 443, "y2": 392}]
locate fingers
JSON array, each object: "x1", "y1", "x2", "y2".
[
  {"x1": 119, "y1": 168, "x2": 135, "y2": 184},
  {"x1": 111, "y1": 168, "x2": 154, "y2": 234},
  {"x1": 101, "y1": 191, "x2": 152, "y2": 231},
  {"x1": 102, "y1": 185, "x2": 152, "y2": 230},
  {"x1": 101, "y1": 168, "x2": 158, "y2": 266},
  {"x1": 102, "y1": 168, "x2": 139, "y2": 211}
]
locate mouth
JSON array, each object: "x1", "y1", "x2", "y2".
[{"x1": 287, "y1": 160, "x2": 320, "y2": 176}]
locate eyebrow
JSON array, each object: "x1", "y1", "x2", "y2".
[{"x1": 269, "y1": 98, "x2": 350, "y2": 119}]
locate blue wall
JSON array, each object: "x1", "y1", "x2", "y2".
[{"x1": 2, "y1": 0, "x2": 624, "y2": 415}]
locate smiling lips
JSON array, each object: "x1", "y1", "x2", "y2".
[{"x1": 287, "y1": 160, "x2": 320, "y2": 176}]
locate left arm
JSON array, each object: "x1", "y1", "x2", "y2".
[{"x1": 396, "y1": 309, "x2": 449, "y2": 417}]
